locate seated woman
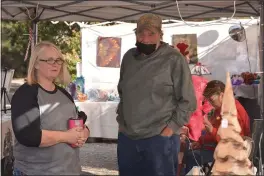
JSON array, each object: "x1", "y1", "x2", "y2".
[
  {"x1": 184, "y1": 80, "x2": 251, "y2": 174},
  {"x1": 11, "y1": 41, "x2": 90, "y2": 175}
]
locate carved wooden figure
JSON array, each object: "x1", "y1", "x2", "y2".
[{"x1": 212, "y1": 72, "x2": 254, "y2": 175}]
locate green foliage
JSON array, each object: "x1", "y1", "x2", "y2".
[
  {"x1": 1, "y1": 21, "x2": 31, "y2": 77},
  {"x1": 1, "y1": 20, "x2": 81, "y2": 81}
]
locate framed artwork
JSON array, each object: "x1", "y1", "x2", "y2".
[
  {"x1": 96, "y1": 37, "x2": 121, "y2": 68},
  {"x1": 172, "y1": 34, "x2": 198, "y2": 64}
]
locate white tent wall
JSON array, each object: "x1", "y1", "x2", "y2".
[
  {"x1": 200, "y1": 24, "x2": 259, "y2": 81},
  {"x1": 81, "y1": 23, "x2": 137, "y2": 90},
  {"x1": 81, "y1": 19, "x2": 259, "y2": 93}
]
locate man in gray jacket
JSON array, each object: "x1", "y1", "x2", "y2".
[{"x1": 116, "y1": 13, "x2": 197, "y2": 176}]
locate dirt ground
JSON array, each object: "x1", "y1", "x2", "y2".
[{"x1": 80, "y1": 143, "x2": 118, "y2": 175}]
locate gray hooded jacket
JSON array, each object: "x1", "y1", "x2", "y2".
[{"x1": 117, "y1": 42, "x2": 197, "y2": 139}]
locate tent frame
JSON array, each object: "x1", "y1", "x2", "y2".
[
  {"x1": 2, "y1": 1, "x2": 261, "y2": 46},
  {"x1": 2, "y1": 1, "x2": 261, "y2": 22}
]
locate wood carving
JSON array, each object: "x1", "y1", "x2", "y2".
[{"x1": 212, "y1": 72, "x2": 254, "y2": 175}]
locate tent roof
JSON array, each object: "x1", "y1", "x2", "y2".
[{"x1": 1, "y1": 0, "x2": 261, "y2": 22}]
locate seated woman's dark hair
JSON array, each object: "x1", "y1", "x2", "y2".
[{"x1": 203, "y1": 80, "x2": 225, "y2": 98}]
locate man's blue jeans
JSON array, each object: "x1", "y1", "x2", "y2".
[
  {"x1": 117, "y1": 132, "x2": 180, "y2": 176},
  {"x1": 13, "y1": 168, "x2": 26, "y2": 176}
]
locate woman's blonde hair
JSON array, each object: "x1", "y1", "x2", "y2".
[{"x1": 27, "y1": 41, "x2": 71, "y2": 85}]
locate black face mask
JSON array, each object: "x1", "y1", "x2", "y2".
[{"x1": 135, "y1": 41, "x2": 156, "y2": 55}]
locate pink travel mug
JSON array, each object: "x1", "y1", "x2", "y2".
[{"x1": 68, "y1": 118, "x2": 84, "y2": 147}]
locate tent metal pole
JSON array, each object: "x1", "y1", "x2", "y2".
[
  {"x1": 260, "y1": 0, "x2": 264, "y2": 174},
  {"x1": 32, "y1": 20, "x2": 38, "y2": 45},
  {"x1": 260, "y1": 0, "x2": 264, "y2": 117},
  {"x1": 30, "y1": 7, "x2": 38, "y2": 52},
  {"x1": 30, "y1": 20, "x2": 38, "y2": 53}
]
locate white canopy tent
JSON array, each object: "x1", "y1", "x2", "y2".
[
  {"x1": 1, "y1": 1, "x2": 263, "y2": 111},
  {"x1": 1, "y1": 1, "x2": 264, "y2": 172},
  {"x1": 2, "y1": 1, "x2": 262, "y2": 102},
  {"x1": 1, "y1": 0, "x2": 263, "y2": 55},
  {"x1": 1, "y1": 1, "x2": 261, "y2": 21},
  {"x1": 1, "y1": 0, "x2": 264, "y2": 118}
]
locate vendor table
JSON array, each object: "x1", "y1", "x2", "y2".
[{"x1": 75, "y1": 101, "x2": 119, "y2": 139}]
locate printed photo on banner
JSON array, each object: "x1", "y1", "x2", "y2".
[
  {"x1": 96, "y1": 37, "x2": 121, "y2": 68},
  {"x1": 172, "y1": 34, "x2": 198, "y2": 64}
]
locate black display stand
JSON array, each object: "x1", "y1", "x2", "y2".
[{"x1": 1, "y1": 68, "x2": 11, "y2": 114}]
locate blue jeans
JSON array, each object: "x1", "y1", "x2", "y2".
[
  {"x1": 172, "y1": 135, "x2": 181, "y2": 173},
  {"x1": 117, "y1": 132, "x2": 180, "y2": 176},
  {"x1": 13, "y1": 168, "x2": 26, "y2": 176}
]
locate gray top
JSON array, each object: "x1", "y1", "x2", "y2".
[
  {"x1": 116, "y1": 42, "x2": 197, "y2": 139},
  {"x1": 11, "y1": 83, "x2": 81, "y2": 175}
]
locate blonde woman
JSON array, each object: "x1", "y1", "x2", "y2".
[{"x1": 11, "y1": 41, "x2": 89, "y2": 175}]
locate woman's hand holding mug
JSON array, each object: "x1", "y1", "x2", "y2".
[
  {"x1": 75, "y1": 126, "x2": 90, "y2": 147},
  {"x1": 65, "y1": 127, "x2": 84, "y2": 145}
]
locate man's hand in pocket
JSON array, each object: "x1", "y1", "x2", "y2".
[{"x1": 161, "y1": 126, "x2": 173, "y2": 137}]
